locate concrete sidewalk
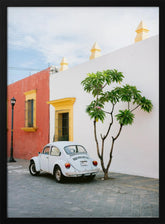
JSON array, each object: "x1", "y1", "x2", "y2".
[{"x1": 7, "y1": 159, "x2": 159, "y2": 218}]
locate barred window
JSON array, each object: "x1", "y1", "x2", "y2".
[
  {"x1": 21, "y1": 89, "x2": 37, "y2": 132},
  {"x1": 26, "y1": 99, "x2": 34, "y2": 127},
  {"x1": 55, "y1": 112, "x2": 69, "y2": 141},
  {"x1": 48, "y1": 97, "x2": 76, "y2": 141}
]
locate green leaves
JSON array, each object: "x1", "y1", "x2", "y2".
[
  {"x1": 81, "y1": 69, "x2": 153, "y2": 123},
  {"x1": 102, "y1": 88, "x2": 121, "y2": 104},
  {"x1": 81, "y1": 69, "x2": 124, "y2": 97},
  {"x1": 81, "y1": 72, "x2": 104, "y2": 97},
  {"x1": 116, "y1": 110, "x2": 134, "y2": 125},
  {"x1": 86, "y1": 100, "x2": 105, "y2": 122},
  {"x1": 105, "y1": 69, "x2": 124, "y2": 84},
  {"x1": 119, "y1": 84, "x2": 141, "y2": 103},
  {"x1": 139, "y1": 97, "x2": 153, "y2": 112}
]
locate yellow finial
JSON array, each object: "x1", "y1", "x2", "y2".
[
  {"x1": 59, "y1": 57, "x2": 68, "y2": 71},
  {"x1": 90, "y1": 42, "x2": 101, "y2": 60},
  {"x1": 135, "y1": 20, "x2": 149, "y2": 43}
]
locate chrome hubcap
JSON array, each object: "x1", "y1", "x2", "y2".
[
  {"x1": 31, "y1": 164, "x2": 36, "y2": 174},
  {"x1": 56, "y1": 169, "x2": 61, "y2": 181}
]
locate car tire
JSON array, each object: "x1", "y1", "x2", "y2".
[
  {"x1": 87, "y1": 174, "x2": 96, "y2": 181},
  {"x1": 54, "y1": 166, "x2": 64, "y2": 183},
  {"x1": 29, "y1": 162, "x2": 40, "y2": 176}
]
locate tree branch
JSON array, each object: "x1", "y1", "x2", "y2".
[
  {"x1": 102, "y1": 110, "x2": 111, "y2": 115},
  {"x1": 102, "y1": 104, "x2": 115, "y2": 140},
  {"x1": 105, "y1": 124, "x2": 123, "y2": 172},
  {"x1": 131, "y1": 104, "x2": 140, "y2": 112},
  {"x1": 113, "y1": 124, "x2": 123, "y2": 140},
  {"x1": 100, "y1": 104, "x2": 116, "y2": 174},
  {"x1": 101, "y1": 138, "x2": 106, "y2": 172},
  {"x1": 102, "y1": 83, "x2": 107, "y2": 89},
  {"x1": 93, "y1": 120, "x2": 101, "y2": 159}
]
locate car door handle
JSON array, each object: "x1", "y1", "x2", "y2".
[{"x1": 46, "y1": 156, "x2": 49, "y2": 159}]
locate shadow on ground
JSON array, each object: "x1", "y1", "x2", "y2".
[{"x1": 37, "y1": 171, "x2": 106, "y2": 184}]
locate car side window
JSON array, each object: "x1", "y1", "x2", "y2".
[
  {"x1": 51, "y1": 146, "x2": 60, "y2": 156},
  {"x1": 43, "y1": 146, "x2": 50, "y2": 155}
]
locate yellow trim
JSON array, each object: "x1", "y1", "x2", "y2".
[
  {"x1": 91, "y1": 49, "x2": 101, "y2": 52},
  {"x1": 55, "y1": 110, "x2": 70, "y2": 141},
  {"x1": 136, "y1": 28, "x2": 149, "y2": 33},
  {"x1": 47, "y1": 98, "x2": 76, "y2": 141},
  {"x1": 24, "y1": 89, "x2": 37, "y2": 96},
  {"x1": 21, "y1": 127, "x2": 38, "y2": 132},
  {"x1": 60, "y1": 62, "x2": 68, "y2": 65},
  {"x1": 47, "y1": 97, "x2": 76, "y2": 108},
  {"x1": 135, "y1": 21, "x2": 149, "y2": 43},
  {"x1": 22, "y1": 89, "x2": 37, "y2": 131}
]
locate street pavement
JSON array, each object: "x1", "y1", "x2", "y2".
[{"x1": 7, "y1": 159, "x2": 159, "y2": 218}]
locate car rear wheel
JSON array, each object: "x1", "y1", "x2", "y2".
[
  {"x1": 87, "y1": 174, "x2": 96, "y2": 181},
  {"x1": 29, "y1": 162, "x2": 40, "y2": 176},
  {"x1": 54, "y1": 166, "x2": 64, "y2": 183}
]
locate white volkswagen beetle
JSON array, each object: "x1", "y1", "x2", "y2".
[{"x1": 29, "y1": 141, "x2": 99, "y2": 182}]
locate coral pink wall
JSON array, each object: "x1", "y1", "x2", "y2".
[{"x1": 7, "y1": 68, "x2": 50, "y2": 160}]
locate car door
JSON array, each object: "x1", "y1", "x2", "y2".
[
  {"x1": 40, "y1": 146, "x2": 50, "y2": 172},
  {"x1": 49, "y1": 146, "x2": 61, "y2": 173}
]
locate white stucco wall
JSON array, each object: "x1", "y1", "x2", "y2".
[{"x1": 49, "y1": 35, "x2": 159, "y2": 178}]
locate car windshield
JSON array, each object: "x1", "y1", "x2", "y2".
[{"x1": 64, "y1": 145, "x2": 87, "y2": 155}]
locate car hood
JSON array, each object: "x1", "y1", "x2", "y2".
[{"x1": 67, "y1": 154, "x2": 94, "y2": 171}]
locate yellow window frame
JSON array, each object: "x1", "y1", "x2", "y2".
[
  {"x1": 21, "y1": 89, "x2": 37, "y2": 132},
  {"x1": 47, "y1": 97, "x2": 76, "y2": 141}
]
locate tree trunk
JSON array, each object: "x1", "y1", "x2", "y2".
[
  {"x1": 93, "y1": 119, "x2": 123, "y2": 181},
  {"x1": 104, "y1": 171, "x2": 109, "y2": 180},
  {"x1": 104, "y1": 125, "x2": 123, "y2": 180}
]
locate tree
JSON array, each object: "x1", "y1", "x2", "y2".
[{"x1": 81, "y1": 69, "x2": 153, "y2": 180}]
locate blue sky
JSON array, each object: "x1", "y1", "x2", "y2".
[{"x1": 8, "y1": 7, "x2": 159, "y2": 84}]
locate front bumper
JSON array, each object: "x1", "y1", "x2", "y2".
[{"x1": 64, "y1": 168, "x2": 100, "y2": 177}]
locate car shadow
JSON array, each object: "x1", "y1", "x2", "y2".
[{"x1": 38, "y1": 172, "x2": 97, "y2": 184}]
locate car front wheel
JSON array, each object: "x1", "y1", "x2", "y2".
[
  {"x1": 54, "y1": 166, "x2": 64, "y2": 183},
  {"x1": 29, "y1": 162, "x2": 40, "y2": 176}
]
